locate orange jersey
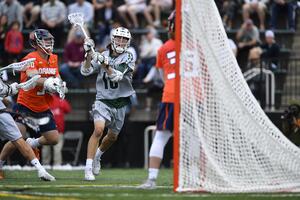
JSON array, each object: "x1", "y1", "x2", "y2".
[
  {"x1": 17, "y1": 51, "x2": 59, "y2": 112},
  {"x1": 156, "y1": 39, "x2": 176, "y2": 103}
]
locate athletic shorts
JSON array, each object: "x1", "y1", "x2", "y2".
[
  {"x1": 92, "y1": 100, "x2": 127, "y2": 134},
  {"x1": 0, "y1": 112, "x2": 22, "y2": 141},
  {"x1": 156, "y1": 102, "x2": 174, "y2": 132},
  {"x1": 14, "y1": 103, "x2": 57, "y2": 134}
]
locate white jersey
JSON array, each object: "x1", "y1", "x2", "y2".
[{"x1": 82, "y1": 49, "x2": 136, "y2": 108}]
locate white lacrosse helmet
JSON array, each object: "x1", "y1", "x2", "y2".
[{"x1": 111, "y1": 27, "x2": 131, "y2": 54}]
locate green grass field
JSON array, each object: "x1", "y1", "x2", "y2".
[{"x1": 0, "y1": 169, "x2": 300, "y2": 200}]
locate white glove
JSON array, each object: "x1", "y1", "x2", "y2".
[
  {"x1": 9, "y1": 82, "x2": 19, "y2": 96},
  {"x1": 92, "y1": 52, "x2": 110, "y2": 65},
  {"x1": 0, "y1": 77, "x2": 20, "y2": 97},
  {"x1": 44, "y1": 77, "x2": 62, "y2": 93},
  {"x1": 83, "y1": 38, "x2": 95, "y2": 54},
  {"x1": 102, "y1": 55, "x2": 110, "y2": 65},
  {"x1": 91, "y1": 52, "x2": 104, "y2": 64},
  {"x1": 0, "y1": 78, "x2": 17, "y2": 97},
  {"x1": 108, "y1": 69, "x2": 123, "y2": 82}
]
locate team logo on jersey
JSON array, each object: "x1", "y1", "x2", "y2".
[{"x1": 38, "y1": 68, "x2": 56, "y2": 75}]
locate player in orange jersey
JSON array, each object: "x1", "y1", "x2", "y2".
[
  {"x1": 0, "y1": 29, "x2": 67, "y2": 170},
  {"x1": 138, "y1": 11, "x2": 176, "y2": 189}
]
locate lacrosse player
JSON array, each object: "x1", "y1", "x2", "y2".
[
  {"x1": 81, "y1": 27, "x2": 135, "y2": 181},
  {"x1": 0, "y1": 69, "x2": 55, "y2": 181},
  {"x1": 0, "y1": 29, "x2": 67, "y2": 166},
  {"x1": 138, "y1": 11, "x2": 176, "y2": 189}
]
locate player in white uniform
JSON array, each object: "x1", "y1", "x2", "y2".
[
  {"x1": 0, "y1": 68, "x2": 55, "y2": 181},
  {"x1": 81, "y1": 27, "x2": 135, "y2": 181}
]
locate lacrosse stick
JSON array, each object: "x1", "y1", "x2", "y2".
[
  {"x1": 68, "y1": 13, "x2": 95, "y2": 53},
  {"x1": 23, "y1": 115, "x2": 50, "y2": 132},
  {"x1": 67, "y1": 12, "x2": 104, "y2": 67},
  {"x1": 0, "y1": 110, "x2": 50, "y2": 132},
  {"x1": 17, "y1": 75, "x2": 41, "y2": 91},
  {"x1": 0, "y1": 58, "x2": 36, "y2": 75}
]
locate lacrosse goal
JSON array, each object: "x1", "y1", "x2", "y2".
[{"x1": 174, "y1": 0, "x2": 300, "y2": 193}]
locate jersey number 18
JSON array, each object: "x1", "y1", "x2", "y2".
[{"x1": 102, "y1": 72, "x2": 118, "y2": 89}]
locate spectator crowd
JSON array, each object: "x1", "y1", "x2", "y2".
[{"x1": 0, "y1": 0, "x2": 297, "y2": 107}]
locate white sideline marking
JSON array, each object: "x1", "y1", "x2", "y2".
[
  {"x1": 0, "y1": 184, "x2": 172, "y2": 189},
  {"x1": 1, "y1": 184, "x2": 300, "y2": 197},
  {"x1": 2, "y1": 165, "x2": 85, "y2": 171},
  {"x1": 1, "y1": 191, "x2": 300, "y2": 199}
]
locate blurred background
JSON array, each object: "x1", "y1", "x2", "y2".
[{"x1": 0, "y1": 0, "x2": 299, "y2": 168}]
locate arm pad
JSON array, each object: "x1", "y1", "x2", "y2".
[
  {"x1": 80, "y1": 64, "x2": 94, "y2": 76},
  {"x1": 0, "y1": 81, "x2": 18, "y2": 97}
]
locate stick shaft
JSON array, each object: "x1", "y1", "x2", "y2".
[{"x1": 78, "y1": 24, "x2": 95, "y2": 53}]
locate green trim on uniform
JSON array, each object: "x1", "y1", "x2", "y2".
[
  {"x1": 99, "y1": 97, "x2": 130, "y2": 109},
  {"x1": 115, "y1": 63, "x2": 128, "y2": 73}
]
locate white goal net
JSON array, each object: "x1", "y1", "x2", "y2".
[{"x1": 177, "y1": 0, "x2": 300, "y2": 193}]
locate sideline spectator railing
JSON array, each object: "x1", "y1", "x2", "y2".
[
  {"x1": 244, "y1": 67, "x2": 276, "y2": 111},
  {"x1": 245, "y1": 58, "x2": 300, "y2": 110}
]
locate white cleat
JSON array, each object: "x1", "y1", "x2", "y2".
[
  {"x1": 137, "y1": 179, "x2": 156, "y2": 189},
  {"x1": 38, "y1": 170, "x2": 56, "y2": 181},
  {"x1": 92, "y1": 159, "x2": 101, "y2": 176},
  {"x1": 84, "y1": 170, "x2": 95, "y2": 181}
]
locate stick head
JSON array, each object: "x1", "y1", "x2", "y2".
[
  {"x1": 68, "y1": 12, "x2": 84, "y2": 27},
  {"x1": 53, "y1": 78, "x2": 67, "y2": 99},
  {"x1": 0, "y1": 58, "x2": 36, "y2": 73}
]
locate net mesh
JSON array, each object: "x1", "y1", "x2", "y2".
[{"x1": 178, "y1": 0, "x2": 300, "y2": 193}]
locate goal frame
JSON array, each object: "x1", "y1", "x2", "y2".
[{"x1": 173, "y1": 0, "x2": 181, "y2": 192}]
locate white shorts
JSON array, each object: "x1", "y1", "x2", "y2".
[
  {"x1": 0, "y1": 112, "x2": 22, "y2": 141},
  {"x1": 92, "y1": 100, "x2": 127, "y2": 134}
]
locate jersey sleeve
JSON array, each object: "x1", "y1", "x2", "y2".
[
  {"x1": 155, "y1": 47, "x2": 163, "y2": 69},
  {"x1": 125, "y1": 51, "x2": 135, "y2": 71}
]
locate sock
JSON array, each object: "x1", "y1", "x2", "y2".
[
  {"x1": 148, "y1": 168, "x2": 159, "y2": 180},
  {"x1": 31, "y1": 158, "x2": 43, "y2": 171},
  {"x1": 0, "y1": 160, "x2": 5, "y2": 169},
  {"x1": 94, "y1": 148, "x2": 104, "y2": 160},
  {"x1": 85, "y1": 159, "x2": 93, "y2": 171},
  {"x1": 27, "y1": 138, "x2": 41, "y2": 148}
]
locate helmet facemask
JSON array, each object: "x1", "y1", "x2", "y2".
[
  {"x1": 112, "y1": 36, "x2": 130, "y2": 54},
  {"x1": 36, "y1": 33, "x2": 54, "y2": 55}
]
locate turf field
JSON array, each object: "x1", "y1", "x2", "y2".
[{"x1": 0, "y1": 169, "x2": 300, "y2": 200}]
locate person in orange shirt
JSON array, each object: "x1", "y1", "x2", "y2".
[
  {"x1": 138, "y1": 11, "x2": 176, "y2": 189},
  {"x1": 0, "y1": 29, "x2": 66, "y2": 170}
]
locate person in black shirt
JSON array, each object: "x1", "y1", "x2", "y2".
[
  {"x1": 260, "y1": 30, "x2": 280, "y2": 67},
  {"x1": 248, "y1": 30, "x2": 280, "y2": 70}
]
